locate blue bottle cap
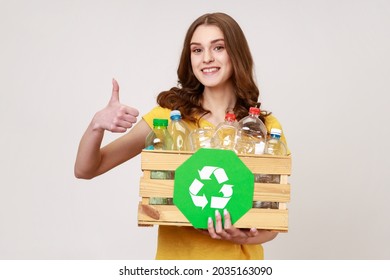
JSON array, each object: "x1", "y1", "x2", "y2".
[{"x1": 170, "y1": 110, "x2": 182, "y2": 120}]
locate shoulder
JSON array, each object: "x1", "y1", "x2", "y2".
[
  {"x1": 265, "y1": 113, "x2": 291, "y2": 155},
  {"x1": 264, "y1": 114, "x2": 283, "y2": 133},
  {"x1": 142, "y1": 106, "x2": 171, "y2": 128}
]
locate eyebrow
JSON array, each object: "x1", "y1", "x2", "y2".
[{"x1": 190, "y1": 38, "x2": 225, "y2": 46}]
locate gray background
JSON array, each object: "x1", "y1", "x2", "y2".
[{"x1": 1, "y1": 0, "x2": 389, "y2": 259}]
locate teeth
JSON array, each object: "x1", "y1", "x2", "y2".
[{"x1": 203, "y1": 68, "x2": 218, "y2": 73}]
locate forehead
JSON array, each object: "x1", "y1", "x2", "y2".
[{"x1": 191, "y1": 24, "x2": 224, "y2": 43}]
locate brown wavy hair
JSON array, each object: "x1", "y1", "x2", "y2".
[{"x1": 157, "y1": 12, "x2": 270, "y2": 126}]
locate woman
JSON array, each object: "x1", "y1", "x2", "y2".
[{"x1": 75, "y1": 12, "x2": 288, "y2": 259}]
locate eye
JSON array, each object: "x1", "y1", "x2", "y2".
[
  {"x1": 191, "y1": 48, "x2": 202, "y2": 54},
  {"x1": 214, "y1": 45, "x2": 225, "y2": 51}
]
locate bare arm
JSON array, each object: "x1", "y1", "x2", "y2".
[{"x1": 74, "y1": 79, "x2": 151, "y2": 179}]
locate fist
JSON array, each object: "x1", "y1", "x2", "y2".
[{"x1": 93, "y1": 79, "x2": 139, "y2": 133}]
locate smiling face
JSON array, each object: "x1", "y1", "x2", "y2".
[{"x1": 190, "y1": 25, "x2": 233, "y2": 89}]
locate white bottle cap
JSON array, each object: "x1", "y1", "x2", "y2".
[
  {"x1": 270, "y1": 128, "x2": 282, "y2": 136},
  {"x1": 170, "y1": 110, "x2": 181, "y2": 117}
]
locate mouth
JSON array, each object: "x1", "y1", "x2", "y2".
[{"x1": 201, "y1": 67, "x2": 220, "y2": 73}]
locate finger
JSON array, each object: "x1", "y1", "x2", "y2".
[
  {"x1": 214, "y1": 210, "x2": 224, "y2": 234},
  {"x1": 195, "y1": 229, "x2": 209, "y2": 236},
  {"x1": 223, "y1": 209, "x2": 238, "y2": 236},
  {"x1": 122, "y1": 113, "x2": 138, "y2": 124},
  {"x1": 107, "y1": 113, "x2": 134, "y2": 132},
  {"x1": 214, "y1": 211, "x2": 232, "y2": 240},
  {"x1": 207, "y1": 217, "x2": 221, "y2": 239},
  {"x1": 223, "y1": 209, "x2": 252, "y2": 241},
  {"x1": 123, "y1": 106, "x2": 140, "y2": 118},
  {"x1": 116, "y1": 107, "x2": 138, "y2": 123},
  {"x1": 223, "y1": 209, "x2": 232, "y2": 229},
  {"x1": 112, "y1": 118, "x2": 134, "y2": 130},
  {"x1": 108, "y1": 124, "x2": 127, "y2": 133},
  {"x1": 110, "y1": 78, "x2": 120, "y2": 103},
  {"x1": 248, "y1": 228, "x2": 259, "y2": 237},
  {"x1": 114, "y1": 102, "x2": 139, "y2": 118}
]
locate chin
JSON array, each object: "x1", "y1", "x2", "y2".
[{"x1": 199, "y1": 79, "x2": 222, "y2": 88}]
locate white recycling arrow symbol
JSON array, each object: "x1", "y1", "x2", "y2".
[{"x1": 189, "y1": 166, "x2": 233, "y2": 210}]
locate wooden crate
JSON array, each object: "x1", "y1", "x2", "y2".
[{"x1": 138, "y1": 149, "x2": 292, "y2": 232}]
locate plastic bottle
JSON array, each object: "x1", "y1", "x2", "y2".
[
  {"x1": 253, "y1": 128, "x2": 286, "y2": 209},
  {"x1": 189, "y1": 127, "x2": 214, "y2": 151},
  {"x1": 167, "y1": 110, "x2": 190, "y2": 151},
  {"x1": 145, "y1": 119, "x2": 173, "y2": 204},
  {"x1": 264, "y1": 128, "x2": 287, "y2": 156},
  {"x1": 235, "y1": 107, "x2": 267, "y2": 154},
  {"x1": 211, "y1": 112, "x2": 237, "y2": 150},
  {"x1": 145, "y1": 118, "x2": 173, "y2": 151},
  {"x1": 254, "y1": 128, "x2": 286, "y2": 185}
]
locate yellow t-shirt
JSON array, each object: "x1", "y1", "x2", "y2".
[{"x1": 142, "y1": 106, "x2": 289, "y2": 260}]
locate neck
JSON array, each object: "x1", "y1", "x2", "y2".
[{"x1": 202, "y1": 85, "x2": 236, "y2": 126}]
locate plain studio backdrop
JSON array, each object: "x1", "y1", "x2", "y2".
[{"x1": 0, "y1": 0, "x2": 389, "y2": 260}]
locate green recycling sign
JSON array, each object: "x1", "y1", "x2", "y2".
[{"x1": 173, "y1": 148, "x2": 254, "y2": 229}]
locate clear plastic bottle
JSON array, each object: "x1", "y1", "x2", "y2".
[
  {"x1": 145, "y1": 119, "x2": 173, "y2": 204},
  {"x1": 167, "y1": 110, "x2": 190, "y2": 151},
  {"x1": 253, "y1": 128, "x2": 286, "y2": 209},
  {"x1": 264, "y1": 128, "x2": 287, "y2": 156},
  {"x1": 189, "y1": 127, "x2": 214, "y2": 151},
  {"x1": 235, "y1": 107, "x2": 267, "y2": 154},
  {"x1": 254, "y1": 128, "x2": 286, "y2": 185},
  {"x1": 211, "y1": 112, "x2": 237, "y2": 150}
]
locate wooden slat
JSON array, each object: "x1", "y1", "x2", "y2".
[
  {"x1": 253, "y1": 183, "x2": 290, "y2": 202},
  {"x1": 141, "y1": 170, "x2": 151, "y2": 180},
  {"x1": 137, "y1": 203, "x2": 288, "y2": 231},
  {"x1": 141, "y1": 150, "x2": 192, "y2": 171},
  {"x1": 234, "y1": 208, "x2": 288, "y2": 231},
  {"x1": 139, "y1": 178, "x2": 174, "y2": 197},
  {"x1": 138, "y1": 203, "x2": 188, "y2": 223},
  {"x1": 278, "y1": 174, "x2": 289, "y2": 209},
  {"x1": 141, "y1": 150, "x2": 292, "y2": 175},
  {"x1": 239, "y1": 155, "x2": 292, "y2": 175},
  {"x1": 139, "y1": 177, "x2": 290, "y2": 203}
]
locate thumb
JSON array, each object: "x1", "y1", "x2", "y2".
[{"x1": 110, "y1": 78, "x2": 120, "y2": 103}]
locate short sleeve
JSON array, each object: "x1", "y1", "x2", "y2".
[{"x1": 265, "y1": 114, "x2": 291, "y2": 155}]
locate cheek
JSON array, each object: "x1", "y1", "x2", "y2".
[
  {"x1": 225, "y1": 59, "x2": 233, "y2": 76},
  {"x1": 190, "y1": 56, "x2": 201, "y2": 77},
  {"x1": 192, "y1": 69, "x2": 201, "y2": 82},
  {"x1": 190, "y1": 58, "x2": 195, "y2": 70},
  {"x1": 190, "y1": 56, "x2": 196, "y2": 70},
  {"x1": 190, "y1": 54, "x2": 201, "y2": 67}
]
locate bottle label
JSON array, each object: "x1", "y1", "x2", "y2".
[{"x1": 254, "y1": 142, "x2": 265, "y2": 154}]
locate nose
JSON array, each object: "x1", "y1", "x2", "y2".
[{"x1": 203, "y1": 50, "x2": 215, "y2": 63}]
